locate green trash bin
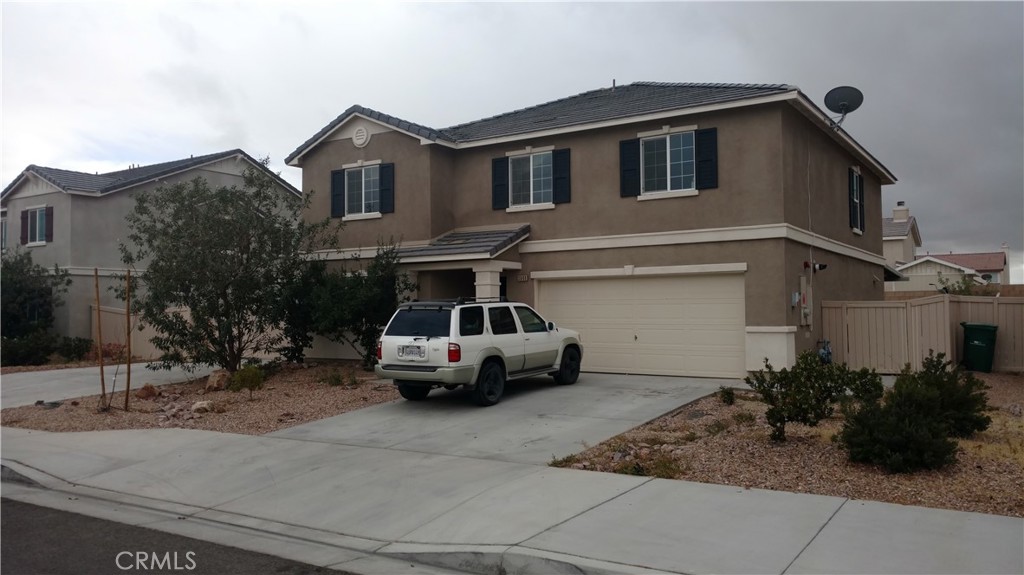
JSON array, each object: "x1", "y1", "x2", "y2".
[{"x1": 960, "y1": 322, "x2": 998, "y2": 373}]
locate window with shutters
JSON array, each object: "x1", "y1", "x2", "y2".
[
  {"x1": 849, "y1": 167, "x2": 865, "y2": 234},
  {"x1": 25, "y1": 207, "x2": 47, "y2": 245},
  {"x1": 509, "y1": 151, "x2": 553, "y2": 206},
  {"x1": 641, "y1": 131, "x2": 695, "y2": 194},
  {"x1": 331, "y1": 162, "x2": 393, "y2": 220},
  {"x1": 1, "y1": 216, "x2": 7, "y2": 251}
]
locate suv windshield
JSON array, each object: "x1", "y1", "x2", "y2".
[{"x1": 384, "y1": 308, "x2": 452, "y2": 337}]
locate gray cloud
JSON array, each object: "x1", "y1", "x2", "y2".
[{"x1": 2, "y1": 1, "x2": 1021, "y2": 279}]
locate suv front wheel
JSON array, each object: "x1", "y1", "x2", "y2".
[
  {"x1": 473, "y1": 362, "x2": 505, "y2": 406},
  {"x1": 553, "y1": 347, "x2": 581, "y2": 385}
]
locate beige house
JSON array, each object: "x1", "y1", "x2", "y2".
[
  {"x1": 894, "y1": 250, "x2": 1010, "y2": 292},
  {"x1": 0, "y1": 150, "x2": 300, "y2": 340},
  {"x1": 287, "y1": 82, "x2": 897, "y2": 378},
  {"x1": 882, "y1": 201, "x2": 922, "y2": 268}
]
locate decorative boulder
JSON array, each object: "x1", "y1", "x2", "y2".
[
  {"x1": 135, "y1": 384, "x2": 158, "y2": 400},
  {"x1": 191, "y1": 400, "x2": 213, "y2": 414},
  {"x1": 205, "y1": 370, "x2": 230, "y2": 392}
]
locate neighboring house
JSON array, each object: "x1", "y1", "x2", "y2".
[
  {"x1": 895, "y1": 249, "x2": 1009, "y2": 292},
  {"x1": 286, "y1": 82, "x2": 897, "y2": 378},
  {"x1": 0, "y1": 149, "x2": 300, "y2": 340},
  {"x1": 882, "y1": 201, "x2": 922, "y2": 268}
]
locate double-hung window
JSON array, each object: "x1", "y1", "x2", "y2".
[
  {"x1": 509, "y1": 151, "x2": 553, "y2": 206},
  {"x1": 346, "y1": 165, "x2": 380, "y2": 216},
  {"x1": 849, "y1": 167, "x2": 865, "y2": 233},
  {"x1": 25, "y1": 207, "x2": 47, "y2": 245},
  {"x1": 642, "y1": 131, "x2": 695, "y2": 194}
]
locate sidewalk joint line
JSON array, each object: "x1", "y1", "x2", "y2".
[{"x1": 780, "y1": 497, "x2": 849, "y2": 574}]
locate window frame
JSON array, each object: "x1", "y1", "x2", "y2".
[
  {"x1": 513, "y1": 306, "x2": 548, "y2": 334},
  {"x1": 25, "y1": 206, "x2": 47, "y2": 246},
  {"x1": 850, "y1": 167, "x2": 864, "y2": 234},
  {"x1": 508, "y1": 150, "x2": 554, "y2": 207},
  {"x1": 640, "y1": 131, "x2": 696, "y2": 196},
  {"x1": 487, "y1": 306, "x2": 519, "y2": 335},
  {"x1": 344, "y1": 165, "x2": 381, "y2": 218},
  {"x1": 1, "y1": 216, "x2": 7, "y2": 251}
]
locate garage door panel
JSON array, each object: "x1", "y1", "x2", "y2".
[{"x1": 538, "y1": 274, "x2": 745, "y2": 378}]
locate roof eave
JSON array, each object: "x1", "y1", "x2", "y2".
[
  {"x1": 286, "y1": 111, "x2": 454, "y2": 167},
  {"x1": 788, "y1": 94, "x2": 897, "y2": 185}
]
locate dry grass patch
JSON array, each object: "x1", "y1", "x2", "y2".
[
  {"x1": 552, "y1": 372, "x2": 1023, "y2": 518},
  {"x1": 1, "y1": 361, "x2": 399, "y2": 435}
]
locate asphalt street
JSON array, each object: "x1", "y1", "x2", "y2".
[{"x1": 1, "y1": 499, "x2": 351, "y2": 575}]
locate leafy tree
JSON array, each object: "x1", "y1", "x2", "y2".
[
  {"x1": 117, "y1": 159, "x2": 337, "y2": 373},
  {"x1": 275, "y1": 259, "x2": 326, "y2": 363},
  {"x1": 0, "y1": 249, "x2": 71, "y2": 339},
  {"x1": 936, "y1": 274, "x2": 977, "y2": 295},
  {"x1": 313, "y1": 242, "x2": 417, "y2": 369}
]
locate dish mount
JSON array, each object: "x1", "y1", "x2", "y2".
[{"x1": 824, "y1": 86, "x2": 864, "y2": 131}]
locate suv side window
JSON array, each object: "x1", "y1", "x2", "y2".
[
  {"x1": 459, "y1": 306, "x2": 484, "y2": 336},
  {"x1": 514, "y1": 306, "x2": 548, "y2": 333},
  {"x1": 488, "y1": 306, "x2": 519, "y2": 335}
]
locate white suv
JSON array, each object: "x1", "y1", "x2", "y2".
[{"x1": 375, "y1": 299, "x2": 583, "y2": 406}]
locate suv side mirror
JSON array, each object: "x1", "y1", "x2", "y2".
[{"x1": 547, "y1": 321, "x2": 556, "y2": 331}]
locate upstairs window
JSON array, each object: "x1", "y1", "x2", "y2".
[
  {"x1": 21, "y1": 206, "x2": 52, "y2": 245},
  {"x1": 849, "y1": 167, "x2": 865, "y2": 233},
  {"x1": 642, "y1": 132, "x2": 695, "y2": 193},
  {"x1": 510, "y1": 151, "x2": 552, "y2": 206},
  {"x1": 1, "y1": 217, "x2": 7, "y2": 250},
  {"x1": 330, "y1": 163, "x2": 394, "y2": 219}
]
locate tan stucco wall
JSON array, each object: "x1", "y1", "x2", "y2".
[
  {"x1": 883, "y1": 236, "x2": 915, "y2": 267},
  {"x1": 780, "y1": 106, "x2": 883, "y2": 257},
  {"x1": 300, "y1": 130, "x2": 435, "y2": 246}
]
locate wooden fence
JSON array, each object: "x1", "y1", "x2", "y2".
[
  {"x1": 90, "y1": 305, "x2": 164, "y2": 360},
  {"x1": 823, "y1": 295, "x2": 1024, "y2": 373}
]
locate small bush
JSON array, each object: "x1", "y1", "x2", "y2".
[
  {"x1": 839, "y1": 377, "x2": 957, "y2": 473},
  {"x1": 718, "y1": 386, "x2": 736, "y2": 405},
  {"x1": 0, "y1": 331, "x2": 56, "y2": 366},
  {"x1": 229, "y1": 366, "x2": 265, "y2": 400},
  {"x1": 745, "y1": 351, "x2": 849, "y2": 441},
  {"x1": 732, "y1": 411, "x2": 756, "y2": 426},
  {"x1": 324, "y1": 370, "x2": 344, "y2": 387},
  {"x1": 914, "y1": 351, "x2": 991, "y2": 438},
  {"x1": 57, "y1": 337, "x2": 93, "y2": 361},
  {"x1": 704, "y1": 419, "x2": 732, "y2": 436},
  {"x1": 86, "y1": 343, "x2": 126, "y2": 362}
]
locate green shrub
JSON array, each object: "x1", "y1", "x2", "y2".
[
  {"x1": 57, "y1": 337, "x2": 93, "y2": 361},
  {"x1": 229, "y1": 366, "x2": 265, "y2": 400},
  {"x1": 745, "y1": 351, "x2": 849, "y2": 441},
  {"x1": 841, "y1": 367, "x2": 885, "y2": 405},
  {"x1": 839, "y1": 377, "x2": 957, "y2": 473},
  {"x1": 324, "y1": 370, "x2": 344, "y2": 387},
  {"x1": 1, "y1": 331, "x2": 56, "y2": 366},
  {"x1": 913, "y1": 351, "x2": 991, "y2": 438},
  {"x1": 718, "y1": 386, "x2": 736, "y2": 405}
]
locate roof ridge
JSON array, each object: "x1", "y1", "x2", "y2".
[{"x1": 440, "y1": 86, "x2": 613, "y2": 132}]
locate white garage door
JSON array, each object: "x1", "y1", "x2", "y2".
[{"x1": 537, "y1": 274, "x2": 745, "y2": 378}]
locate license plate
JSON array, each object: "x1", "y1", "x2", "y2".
[{"x1": 398, "y1": 345, "x2": 425, "y2": 359}]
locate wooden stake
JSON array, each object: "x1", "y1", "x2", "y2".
[
  {"x1": 124, "y1": 268, "x2": 132, "y2": 411},
  {"x1": 95, "y1": 268, "x2": 107, "y2": 408}
]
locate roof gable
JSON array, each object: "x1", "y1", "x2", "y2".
[
  {"x1": 882, "y1": 216, "x2": 922, "y2": 245},
  {"x1": 898, "y1": 256, "x2": 977, "y2": 275},
  {"x1": 930, "y1": 252, "x2": 1006, "y2": 273},
  {"x1": 2, "y1": 149, "x2": 300, "y2": 203}
]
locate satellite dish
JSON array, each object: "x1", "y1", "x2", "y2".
[{"x1": 824, "y1": 86, "x2": 863, "y2": 130}]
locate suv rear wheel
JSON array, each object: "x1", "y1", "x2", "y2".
[
  {"x1": 553, "y1": 347, "x2": 581, "y2": 385},
  {"x1": 397, "y1": 382, "x2": 431, "y2": 401},
  {"x1": 473, "y1": 362, "x2": 505, "y2": 406}
]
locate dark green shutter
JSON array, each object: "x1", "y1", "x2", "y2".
[
  {"x1": 858, "y1": 174, "x2": 865, "y2": 233},
  {"x1": 379, "y1": 163, "x2": 394, "y2": 214},
  {"x1": 848, "y1": 168, "x2": 857, "y2": 229},
  {"x1": 330, "y1": 170, "x2": 345, "y2": 218},
  {"x1": 20, "y1": 210, "x2": 28, "y2": 245},
  {"x1": 492, "y1": 157, "x2": 509, "y2": 210},
  {"x1": 44, "y1": 206, "x2": 53, "y2": 242},
  {"x1": 552, "y1": 148, "x2": 571, "y2": 204},
  {"x1": 695, "y1": 128, "x2": 718, "y2": 190},
  {"x1": 619, "y1": 139, "x2": 640, "y2": 197}
]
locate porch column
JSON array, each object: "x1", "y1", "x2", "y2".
[{"x1": 473, "y1": 268, "x2": 502, "y2": 299}]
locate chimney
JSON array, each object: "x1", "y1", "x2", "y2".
[{"x1": 893, "y1": 200, "x2": 909, "y2": 222}]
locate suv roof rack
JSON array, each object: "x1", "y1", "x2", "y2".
[{"x1": 455, "y1": 296, "x2": 507, "y2": 305}]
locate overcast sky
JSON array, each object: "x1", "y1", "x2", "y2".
[{"x1": 3, "y1": 1, "x2": 1022, "y2": 282}]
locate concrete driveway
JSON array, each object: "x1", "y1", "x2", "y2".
[
  {"x1": 1, "y1": 363, "x2": 214, "y2": 408},
  {"x1": 270, "y1": 373, "x2": 728, "y2": 464}
]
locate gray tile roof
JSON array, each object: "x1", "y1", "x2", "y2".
[
  {"x1": 3, "y1": 149, "x2": 300, "y2": 201},
  {"x1": 399, "y1": 225, "x2": 530, "y2": 259},
  {"x1": 883, "y1": 216, "x2": 913, "y2": 238},
  {"x1": 286, "y1": 82, "x2": 797, "y2": 164}
]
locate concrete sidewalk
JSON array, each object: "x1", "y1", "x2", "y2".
[
  {"x1": 1, "y1": 363, "x2": 213, "y2": 408},
  {"x1": 2, "y1": 424, "x2": 1021, "y2": 575}
]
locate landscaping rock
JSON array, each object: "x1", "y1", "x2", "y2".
[
  {"x1": 205, "y1": 370, "x2": 230, "y2": 392},
  {"x1": 135, "y1": 384, "x2": 158, "y2": 400},
  {"x1": 191, "y1": 401, "x2": 213, "y2": 414},
  {"x1": 212, "y1": 402, "x2": 227, "y2": 414}
]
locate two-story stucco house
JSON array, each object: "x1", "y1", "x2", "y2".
[
  {"x1": 1, "y1": 149, "x2": 300, "y2": 341},
  {"x1": 286, "y1": 82, "x2": 897, "y2": 378}
]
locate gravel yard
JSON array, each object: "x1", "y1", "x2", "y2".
[
  {"x1": 551, "y1": 372, "x2": 1024, "y2": 518},
  {"x1": 0, "y1": 361, "x2": 398, "y2": 435}
]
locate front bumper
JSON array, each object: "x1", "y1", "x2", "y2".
[{"x1": 375, "y1": 364, "x2": 476, "y2": 385}]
